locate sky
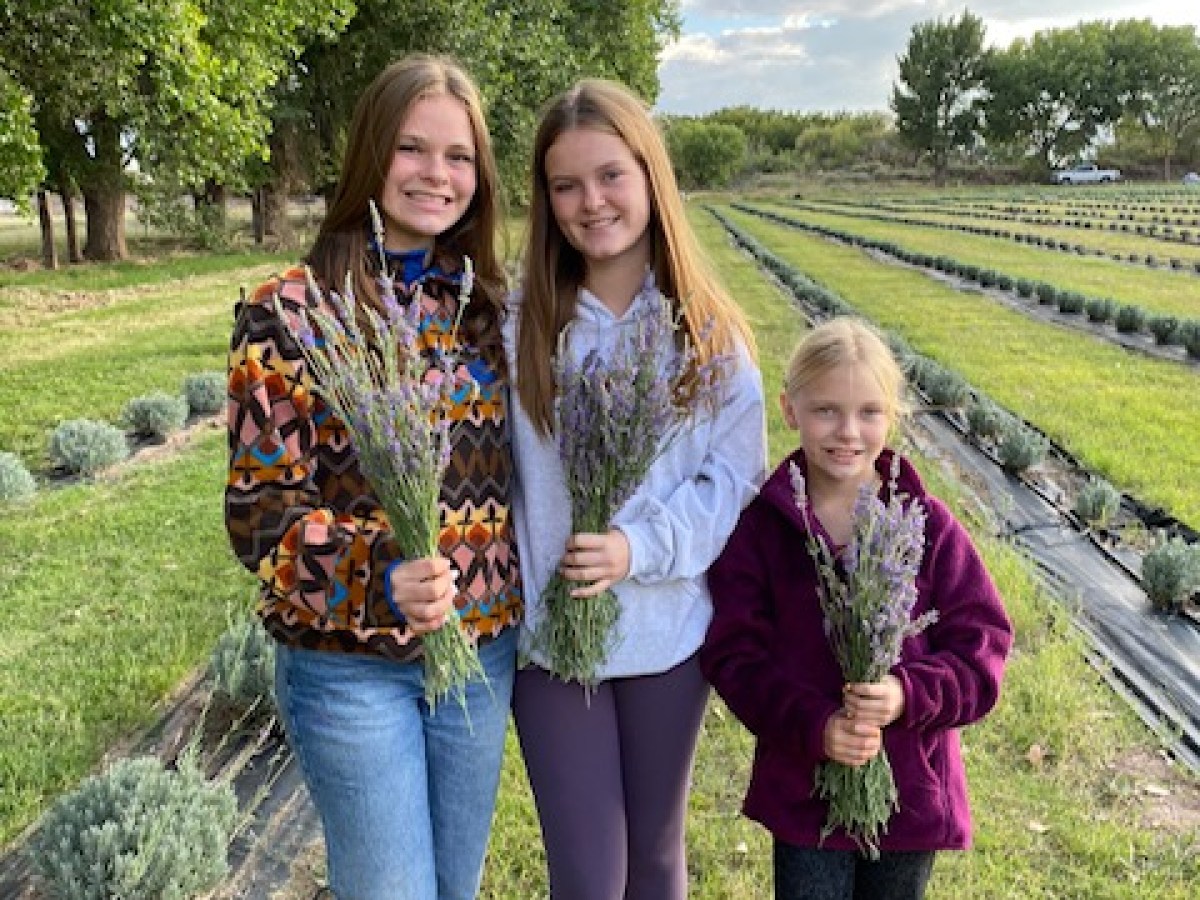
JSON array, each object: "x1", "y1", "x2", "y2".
[{"x1": 656, "y1": 1, "x2": 1200, "y2": 115}]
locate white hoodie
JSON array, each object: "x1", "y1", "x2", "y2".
[{"x1": 504, "y1": 277, "x2": 767, "y2": 679}]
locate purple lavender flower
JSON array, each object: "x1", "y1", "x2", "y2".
[
  {"x1": 536, "y1": 283, "x2": 731, "y2": 686},
  {"x1": 792, "y1": 456, "x2": 936, "y2": 856},
  {"x1": 275, "y1": 247, "x2": 483, "y2": 713}
]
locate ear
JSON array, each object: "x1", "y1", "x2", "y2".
[{"x1": 779, "y1": 391, "x2": 798, "y2": 431}]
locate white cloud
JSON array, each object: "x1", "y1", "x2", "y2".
[{"x1": 658, "y1": 1, "x2": 1200, "y2": 114}]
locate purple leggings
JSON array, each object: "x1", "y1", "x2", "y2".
[{"x1": 512, "y1": 655, "x2": 710, "y2": 900}]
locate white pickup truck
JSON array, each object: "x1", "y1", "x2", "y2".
[{"x1": 1051, "y1": 163, "x2": 1122, "y2": 185}]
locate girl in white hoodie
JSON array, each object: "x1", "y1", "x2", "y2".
[{"x1": 505, "y1": 78, "x2": 767, "y2": 900}]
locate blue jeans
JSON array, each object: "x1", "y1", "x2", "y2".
[{"x1": 274, "y1": 627, "x2": 517, "y2": 900}]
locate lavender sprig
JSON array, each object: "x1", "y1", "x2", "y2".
[
  {"x1": 790, "y1": 455, "x2": 936, "y2": 858},
  {"x1": 534, "y1": 278, "x2": 728, "y2": 688},
  {"x1": 276, "y1": 240, "x2": 484, "y2": 713}
]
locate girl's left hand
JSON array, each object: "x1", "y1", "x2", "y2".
[
  {"x1": 561, "y1": 529, "x2": 630, "y2": 598},
  {"x1": 843, "y1": 675, "x2": 905, "y2": 728}
]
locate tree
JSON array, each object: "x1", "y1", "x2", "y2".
[
  {"x1": 0, "y1": 69, "x2": 43, "y2": 211},
  {"x1": 0, "y1": 1, "x2": 351, "y2": 261},
  {"x1": 665, "y1": 120, "x2": 747, "y2": 189},
  {"x1": 254, "y1": 0, "x2": 678, "y2": 225},
  {"x1": 1116, "y1": 22, "x2": 1200, "y2": 180},
  {"x1": 891, "y1": 10, "x2": 989, "y2": 186},
  {"x1": 985, "y1": 22, "x2": 1124, "y2": 172}
]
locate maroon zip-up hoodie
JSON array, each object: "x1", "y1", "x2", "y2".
[{"x1": 700, "y1": 447, "x2": 1013, "y2": 852}]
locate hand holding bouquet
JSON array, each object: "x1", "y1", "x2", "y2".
[
  {"x1": 535, "y1": 276, "x2": 726, "y2": 688},
  {"x1": 790, "y1": 455, "x2": 937, "y2": 858},
  {"x1": 277, "y1": 209, "x2": 483, "y2": 712}
]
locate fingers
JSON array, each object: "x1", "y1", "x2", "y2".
[
  {"x1": 844, "y1": 676, "x2": 905, "y2": 727},
  {"x1": 824, "y1": 712, "x2": 882, "y2": 767},
  {"x1": 560, "y1": 530, "x2": 631, "y2": 595},
  {"x1": 388, "y1": 557, "x2": 457, "y2": 634}
]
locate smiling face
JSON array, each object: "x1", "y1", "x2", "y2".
[
  {"x1": 782, "y1": 360, "x2": 893, "y2": 496},
  {"x1": 544, "y1": 127, "x2": 652, "y2": 281},
  {"x1": 378, "y1": 92, "x2": 477, "y2": 253}
]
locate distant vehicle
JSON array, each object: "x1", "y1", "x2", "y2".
[
  {"x1": 1051, "y1": 163, "x2": 1122, "y2": 185},
  {"x1": 1184, "y1": 171, "x2": 1200, "y2": 185}
]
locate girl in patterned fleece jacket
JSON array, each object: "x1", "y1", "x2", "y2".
[
  {"x1": 225, "y1": 55, "x2": 519, "y2": 900},
  {"x1": 700, "y1": 318, "x2": 1012, "y2": 900}
]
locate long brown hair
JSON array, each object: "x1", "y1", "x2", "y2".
[
  {"x1": 517, "y1": 78, "x2": 755, "y2": 434},
  {"x1": 306, "y1": 54, "x2": 506, "y2": 371}
]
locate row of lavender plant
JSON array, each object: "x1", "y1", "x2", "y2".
[
  {"x1": 738, "y1": 203, "x2": 1200, "y2": 359},
  {"x1": 838, "y1": 197, "x2": 1200, "y2": 251},
  {"x1": 709, "y1": 206, "x2": 1199, "y2": 614},
  {"x1": 0, "y1": 370, "x2": 226, "y2": 504},
  {"x1": 781, "y1": 198, "x2": 1200, "y2": 277}
]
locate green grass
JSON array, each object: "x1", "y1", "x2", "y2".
[
  {"x1": 725, "y1": 205, "x2": 1200, "y2": 531},
  {"x1": 0, "y1": 261, "x2": 282, "y2": 468},
  {"x1": 0, "y1": 430, "x2": 257, "y2": 847},
  {"x1": 764, "y1": 200, "x2": 1200, "y2": 320},
  {"x1": 2, "y1": 206, "x2": 1197, "y2": 897}
]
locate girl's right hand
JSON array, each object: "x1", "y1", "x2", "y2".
[
  {"x1": 823, "y1": 711, "x2": 882, "y2": 768},
  {"x1": 388, "y1": 557, "x2": 457, "y2": 634}
]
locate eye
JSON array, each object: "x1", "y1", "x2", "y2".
[
  {"x1": 449, "y1": 149, "x2": 475, "y2": 165},
  {"x1": 396, "y1": 141, "x2": 420, "y2": 155},
  {"x1": 601, "y1": 168, "x2": 622, "y2": 183},
  {"x1": 549, "y1": 180, "x2": 576, "y2": 194}
]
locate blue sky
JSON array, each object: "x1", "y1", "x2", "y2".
[{"x1": 656, "y1": 1, "x2": 1200, "y2": 115}]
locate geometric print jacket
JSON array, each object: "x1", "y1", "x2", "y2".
[{"x1": 225, "y1": 261, "x2": 522, "y2": 662}]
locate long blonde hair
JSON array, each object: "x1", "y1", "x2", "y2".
[
  {"x1": 517, "y1": 78, "x2": 756, "y2": 435},
  {"x1": 306, "y1": 54, "x2": 506, "y2": 370}
]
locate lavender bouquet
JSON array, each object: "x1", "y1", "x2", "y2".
[
  {"x1": 534, "y1": 277, "x2": 723, "y2": 687},
  {"x1": 276, "y1": 210, "x2": 483, "y2": 712},
  {"x1": 790, "y1": 455, "x2": 937, "y2": 858}
]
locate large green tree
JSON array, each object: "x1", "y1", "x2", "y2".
[
  {"x1": 665, "y1": 119, "x2": 747, "y2": 189},
  {"x1": 0, "y1": 0, "x2": 350, "y2": 260},
  {"x1": 261, "y1": 0, "x2": 680, "y2": 221},
  {"x1": 1116, "y1": 22, "x2": 1200, "y2": 179},
  {"x1": 890, "y1": 10, "x2": 989, "y2": 186},
  {"x1": 984, "y1": 21, "x2": 1124, "y2": 172}
]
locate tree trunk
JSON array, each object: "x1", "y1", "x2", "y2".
[
  {"x1": 37, "y1": 190, "x2": 58, "y2": 270},
  {"x1": 261, "y1": 182, "x2": 293, "y2": 247},
  {"x1": 251, "y1": 188, "x2": 265, "y2": 245},
  {"x1": 1163, "y1": 155, "x2": 1173, "y2": 182},
  {"x1": 82, "y1": 183, "x2": 128, "y2": 261},
  {"x1": 195, "y1": 179, "x2": 228, "y2": 226},
  {"x1": 61, "y1": 189, "x2": 82, "y2": 263},
  {"x1": 81, "y1": 114, "x2": 128, "y2": 261}
]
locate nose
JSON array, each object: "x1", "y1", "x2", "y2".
[
  {"x1": 421, "y1": 153, "x2": 449, "y2": 183},
  {"x1": 835, "y1": 413, "x2": 859, "y2": 439},
  {"x1": 581, "y1": 180, "x2": 604, "y2": 211}
]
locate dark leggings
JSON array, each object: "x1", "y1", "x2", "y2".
[
  {"x1": 774, "y1": 841, "x2": 936, "y2": 900},
  {"x1": 511, "y1": 655, "x2": 710, "y2": 900}
]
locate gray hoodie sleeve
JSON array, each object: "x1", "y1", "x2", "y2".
[{"x1": 616, "y1": 347, "x2": 767, "y2": 584}]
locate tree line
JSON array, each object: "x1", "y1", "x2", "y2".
[
  {"x1": 892, "y1": 10, "x2": 1200, "y2": 185},
  {"x1": 0, "y1": 0, "x2": 678, "y2": 263},
  {"x1": 663, "y1": 13, "x2": 1200, "y2": 193}
]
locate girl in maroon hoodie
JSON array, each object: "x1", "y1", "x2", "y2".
[{"x1": 700, "y1": 317, "x2": 1013, "y2": 900}]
